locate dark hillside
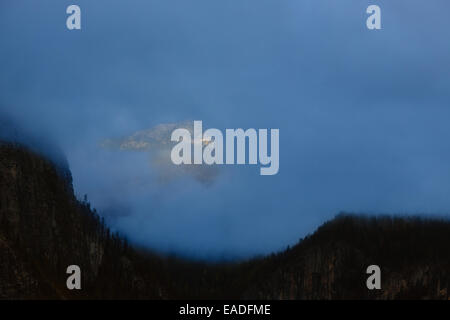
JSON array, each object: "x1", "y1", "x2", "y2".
[{"x1": 1, "y1": 142, "x2": 449, "y2": 299}]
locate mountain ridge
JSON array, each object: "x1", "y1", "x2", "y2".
[{"x1": 1, "y1": 141, "x2": 449, "y2": 299}]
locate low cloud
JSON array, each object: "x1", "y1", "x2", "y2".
[{"x1": 100, "y1": 121, "x2": 219, "y2": 185}]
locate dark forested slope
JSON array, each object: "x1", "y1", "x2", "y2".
[{"x1": 1, "y1": 142, "x2": 449, "y2": 299}]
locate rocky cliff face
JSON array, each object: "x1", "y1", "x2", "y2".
[{"x1": 1, "y1": 142, "x2": 449, "y2": 299}]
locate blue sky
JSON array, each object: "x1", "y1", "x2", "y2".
[{"x1": 1, "y1": 1, "x2": 450, "y2": 260}]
